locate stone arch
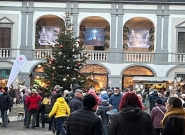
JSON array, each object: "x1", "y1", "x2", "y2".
[
  {"x1": 123, "y1": 16, "x2": 155, "y2": 27},
  {"x1": 28, "y1": 62, "x2": 43, "y2": 74},
  {"x1": 120, "y1": 64, "x2": 157, "y2": 77},
  {"x1": 79, "y1": 16, "x2": 110, "y2": 51},
  {"x1": 80, "y1": 64, "x2": 110, "y2": 88},
  {"x1": 34, "y1": 14, "x2": 64, "y2": 24},
  {"x1": 166, "y1": 65, "x2": 185, "y2": 77},
  {"x1": 79, "y1": 16, "x2": 110, "y2": 26}
]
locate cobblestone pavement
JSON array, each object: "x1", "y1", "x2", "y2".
[
  {"x1": 0, "y1": 121, "x2": 52, "y2": 135},
  {"x1": 0, "y1": 104, "x2": 53, "y2": 135}
]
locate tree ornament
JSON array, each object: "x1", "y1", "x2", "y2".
[
  {"x1": 60, "y1": 45, "x2": 63, "y2": 49},
  {"x1": 47, "y1": 81, "x2": 50, "y2": 84},
  {"x1": 77, "y1": 62, "x2": 81, "y2": 66},
  {"x1": 58, "y1": 52, "x2": 62, "y2": 55},
  {"x1": 53, "y1": 67, "x2": 55, "y2": 69},
  {"x1": 50, "y1": 58, "x2": 54, "y2": 63},
  {"x1": 52, "y1": 74, "x2": 55, "y2": 77},
  {"x1": 63, "y1": 78, "x2": 67, "y2": 81},
  {"x1": 67, "y1": 67, "x2": 70, "y2": 69},
  {"x1": 78, "y1": 40, "x2": 81, "y2": 44},
  {"x1": 58, "y1": 66, "x2": 63, "y2": 68}
]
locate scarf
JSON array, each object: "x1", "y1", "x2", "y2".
[{"x1": 161, "y1": 108, "x2": 185, "y2": 126}]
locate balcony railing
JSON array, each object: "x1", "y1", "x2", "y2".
[
  {"x1": 2, "y1": 48, "x2": 185, "y2": 63},
  {"x1": 0, "y1": 48, "x2": 18, "y2": 58},
  {"x1": 34, "y1": 49, "x2": 52, "y2": 59},
  {"x1": 124, "y1": 52, "x2": 153, "y2": 62}
]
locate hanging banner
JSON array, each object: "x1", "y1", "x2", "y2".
[
  {"x1": 128, "y1": 29, "x2": 150, "y2": 48},
  {"x1": 7, "y1": 55, "x2": 27, "y2": 87}
]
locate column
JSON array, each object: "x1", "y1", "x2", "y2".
[
  {"x1": 163, "y1": 5, "x2": 169, "y2": 50},
  {"x1": 27, "y1": 1, "x2": 34, "y2": 47},
  {"x1": 163, "y1": 16, "x2": 169, "y2": 50},
  {"x1": 20, "y1": 1, "x2": 27, "y2": 46},
  {"x1": 21, "y1": 13, "x2": 27, "y2": 46},
  {"x1": 117, "y1": 4, "x2": 123, "y2": 49},
  {"x1": 110, "y1": 3, "x2": 117, "y2": 49},
  {"x1": 108, "y1": 75, "x2": 122, "y2": 89},
  {"x1": 156, "y1": 15, "x2": 162, "y2": 51},
  {"x1": 72, "y1": 2, "x2": 79, "y2": 37}
]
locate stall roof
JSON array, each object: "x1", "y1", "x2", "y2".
[
  {"x1": 29, "y1": 72, "x2": 44, "y2": 77},
  {"x1": 133, "y1": 77, "x2": 182, "y2": 82}
]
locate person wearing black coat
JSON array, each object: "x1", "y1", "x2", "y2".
[
  {"x1": 109, "y1": 92, "x2": 155, "y2": 135},
  {"x1": 69, "y1": 89, "x2": 83, "y2": 113},
  {"x1": 67, "y1": 84, "x2": 80, "y2": 104},
  {"x1": 0, "y1": 87, "x2": 12, "y2": 127},
  {"x1": 67, "y1": 94, "x2": 102, "y2": 135},
  {"x1": 96, "y1": 97, "x2": 111, "y2": 135},
  {"x1": 149, "y1": 90, "x2": 160, "y2": 111}
]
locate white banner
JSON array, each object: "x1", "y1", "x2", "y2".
[
  {"x1": 7, "y1": 55, "x2": 27, "y2": 87},
  {"x1": 128, "y1": 29, "x2": 150, "y2": 48}
]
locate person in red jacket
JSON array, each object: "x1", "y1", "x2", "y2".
[{"x1": 25, "y1": 89, "x2": 42, "y2": 128}]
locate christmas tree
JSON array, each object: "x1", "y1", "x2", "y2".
[{"x1": 41, "y1": 13, "x2": 89, "y2": 91}]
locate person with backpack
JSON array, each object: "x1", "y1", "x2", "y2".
[
  {"x1": 150, "y1": 98, "x2": 166, "y2": 135},
  {"x1": 96, "y1": 91, "x2": 111, "y2": 135}
]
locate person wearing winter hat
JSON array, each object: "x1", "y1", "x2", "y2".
[
  {"x1": 107, "y1": 89, "x2": 113, "y2": 98},
  {"x1": 0, "y1": 87, "x2": 12, "y2": 128},
  {"x1": 100, "y1": 91, "x2": 109, "y2": 101},
  {"x1": 68, "y1": 84, "x2": 80, "y2": 104},
  {"x1": 51, "y1": 85, "x2": 61, "y2": 99},
  {"x1": 67, "y1": 94, "x2": 102, "y2": 135},
  {"x1": 25, "y1": 89, "x2": 42, "y2": 129},
  {"x1": 150, "y1": 98, "x2": 166, "y2": 135},
  {"x1": 96, "y1": 91, "x2": 111, "y2": 135},
  {"x1": 69, "y1": 89, "x2": 83, "y2": 113},
  {"x1": 88, "y1": 89, "x2": 101, "y2": 105}
]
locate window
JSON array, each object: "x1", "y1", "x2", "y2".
[
  {"x1": 178, "y1": 32, "x2": 185, "y2": 53},
  {"x1": 0, "y1": 27, "x2": 11, "y2": 48}
]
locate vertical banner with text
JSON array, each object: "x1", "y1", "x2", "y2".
[{"x1": 7, "y1": 55, "x2": 27, "y2": 87}]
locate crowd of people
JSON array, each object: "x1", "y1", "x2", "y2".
[{"x1": 0, "y1": 84, "x2": 185, "y2": 135}]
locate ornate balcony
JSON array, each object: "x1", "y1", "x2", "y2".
[{"x1": 1, "y1": 48, "x2": 185, "y2": 63}]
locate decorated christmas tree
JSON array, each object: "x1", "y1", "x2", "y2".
[{"x1": 41, "y1": 13, "x2": 89, "y2": 91}]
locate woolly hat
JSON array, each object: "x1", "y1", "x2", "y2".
[
  {"x1": 3, "y1": 87, "x2": 8, "y2": 92},
  {"x1": 75, "y1": 89, "x2": 83, "y2": 93},
  {"x1": 101, "y1": 94, "x2": 109, "y2": 101},
  {"x1": 73, "y1": 84, "x2": 80, "y2": 91},
  {"x1": 101, "y1": 90, "x2": 107, "y2": 95},
  {"x1": 32, "y1": 89, "x2": 37, "y2": 93},
  {"x1": 107, "y1": 89, "x2": 112, "y2": 92},
  {"x1": 83, "y1": 94, "x2": 97, "y2": 108},
  {"x1": 155, "y1": 98, "x2": 163, "y2": 105},
  {"x1": 54, "y1": 85, "x2": 60, "y2": 90}
]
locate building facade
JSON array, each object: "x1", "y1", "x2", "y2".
[{"x1": 1, "y1": 0, "x2": 185, "y2": 90}]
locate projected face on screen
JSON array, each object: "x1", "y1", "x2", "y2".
[
  {"x1": 84, "y1": 28, "x2": 105, "y2": 46},
  {"x1": 38, "y1": 26, "x2": 60, "y2": 45},
  {"x1": 128, "y1": 29, "x2": 150, "y2": 48}
]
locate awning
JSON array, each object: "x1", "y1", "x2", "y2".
[
  {"x1": 133, "y1": 77, "x2": 182, "y2": 82},
  {"x1": 29, "y1": 72, "x2": 44, "y2": 77},
  {"x1": 0, "y1": 76, "x2": 6, "y2": 79}
]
